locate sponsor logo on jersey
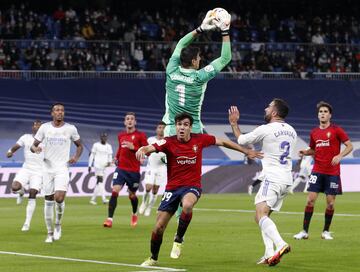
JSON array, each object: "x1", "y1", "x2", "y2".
[
  {"x1": 316, "y1": 139, "x2": 330, "y2": 147},
  {"x1": 192, "y1": 144, "x2": 198, "y2": 153},
  {"x1": 176, "y1": 156, "x2": 197, "y2": 165},
  {"x1": 170, "y1": 74, "x2": 194, "y2": 83}
]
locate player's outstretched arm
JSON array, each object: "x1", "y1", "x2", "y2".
[
  {"x1": 215, "y1": 137, "x2": 263, "y2": 159},
  {"x1": 69, "y1": 139, "x2": 83, "y2": 164},
  {"x1": 331, "y1": 140, "x2": 353, "y2": 165},
  {"x1": 135, "y1": 145, "x2": 156, "y2": 161},
  {"x1": 299, "y1": 148, "x2": 315, "y2": 156},
  {"x1": 167, "y1": 10, "x2": 216, "y2": 73},
  {"x1": 6, "y1": 144, "x2": 21, "y2": 158},
  {"x1": 209, "y1": 13, "x2": 232, "y2": 72}
]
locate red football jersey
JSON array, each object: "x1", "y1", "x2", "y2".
[
  {"x1": 115, "y1": 130, "x2": 147, "y2": 172},
  {"x1": 309, "y1": 124, "x2": 349, "y2": 175},
  {"x1": 153, "y1": 134, "x2": 216, "y2": 190}
]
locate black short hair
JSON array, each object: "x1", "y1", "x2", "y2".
[
  {"x1": 125, "y1": 112, "x2": 136, "y2": 118},
  {"x1": 175, "y1": 112, "x2": 193, "y2": 125},
  {"x1": 33, "y1": 120, "x2": 42, "y2": 124},
  {"x1": 273, "y1": 98, "x2": 289, "y2": 119},
  {"x1": 51, "y1": 102, "x2": 64, "y2": 112},
  {"x1": 317, "y1": 101, "x2": 333, "y2": 114},
  {"x1": 180, "y1": 46, "x2": 200, "y2": 68},
  {"x1": 157, "y1": 121, "x2": 166, "y2": 126},
  {"x1": 100, "y1": 132, "x2": 108, "y2": 137}
]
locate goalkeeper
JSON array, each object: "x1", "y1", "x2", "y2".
[{"x1": 162, "y1": 9, "x2": 232, "y2": 136}]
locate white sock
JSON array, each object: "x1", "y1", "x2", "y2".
[
  {"x1": 142, "y1": 191, "x2": 150, "y2": 206},
  {"x1": 24, "y1": 198, "x2": 36, "y2": 226},
  {"x1": 99, "y1": 182, "x2": 106, "y2": 201},
  {"x1": 92, "y1": 184, "x2": 100, "y2": 201},
  {"x1": 259, "y1": 216, "x2": 286, "y2": 250},
  {"x1": 44, "y1": 200, "x2": 54, "y2": 233},
  {"x1": 261, "y1": 230, "x2": 274, "y2": 258},
  {"x1": 148, "y1": 193, "x2": 157, "y2": 209},
  {"x1": 55, "y1": 201, "x2": 65, "y2": 225}
]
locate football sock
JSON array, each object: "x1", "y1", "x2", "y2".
[
  {"x1": 55, "y1": 201, "x2": 65, "y2": 225},
  {"x1": 142, "y1": 191, "x2": 150, "y2": 207},
  {"x1": 259, "y1": 216, "x2": 285, "y2": 249},
  {"x1": 148, "y1": 193, "x2": 158, "y2": 209},
  {"x1": 92, "y1": 184, "x2": 100, "y2": 201},
  {"x1": 261, "y1": 230, "x2": 274, "y2": 258},
  {"x1": 291, "y1": 176, "x2": 304, "y2": 191},
  {"x1": 44, "y1": 200, "x2": 54, "y2": 233},
  {"x1": 303, "y1": 205, "x2": 314, "y2": 232},
  {"x1": 129, "y1": 194, "x2": 138, "y2": 214},
  {"x1": 151, "y1": 231, "x2": 163, "y2": 261},
  {"x1": 323, "y1": 208, "x2": 334, "y2": 231},
  {"x1": 108, "y1": 191, "x2": 118, "y2": 218},
  {"x1": 24, "y1": 198, "x2": 36, "y2": 226},
  {"x1": 175, "y1": 211, "x2": 192, "y2": 243}
]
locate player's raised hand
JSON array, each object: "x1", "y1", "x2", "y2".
[
  {"x1": 199, "y1": 10, "x2": 216, "y2": 32},
  {"x1": 247, "y1": 149, "x2": 264, "y2": 160},
  {"x1": 214, "y1": 12, "x2": 231, "y2": 31},
  {"x1": 228, "y1": 106, "x2": 240, "y2": 125}
]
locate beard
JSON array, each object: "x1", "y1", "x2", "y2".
[{"x1": 264, "y1": 114, "x2": 271, "y2": 123}]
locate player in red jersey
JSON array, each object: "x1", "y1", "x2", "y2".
[
  {"x1": 103, "y1": 112, "x2": 147, "y2": 228},
  {"x1": 294, "y1": 101, "x2": 353, "y2": 240},
  {"x1": 136, "y1": 112, "x2": 263, "y2": 266}
]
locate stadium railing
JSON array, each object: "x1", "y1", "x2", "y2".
[{"x1": 1, "y1": 70, "x2": 360, "y2": 80}]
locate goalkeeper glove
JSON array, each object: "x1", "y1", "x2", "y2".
[
  {"x1": 196, "y1": 10, "x2": 216, "y2": 34},
  {"x1": 214, "y1": 13, "x2": 231, "y2": 36}
]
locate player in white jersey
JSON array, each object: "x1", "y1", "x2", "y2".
[
  {"x1": 6, "y1": 120, "x2": 44, "y2": 231},
  {"x1": 31, "y1": 103, "x2": 83, "y2": 243},
  {"x1": 289, "y1": 154, "x2": 313, "y2": 194},
  {"x1": 229, "y1": 98, "x2": 297, "y2": 266},
  {"x1": 88, "y1": 132, "x2": 113, "y2": 205},
  {"x1": 139, "y1": 121, "x2": 167, "y2": 216}
]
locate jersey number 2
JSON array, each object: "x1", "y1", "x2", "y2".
[
  {"x1": 280, "y1": 141, "x2": 290, "y2": 165},
  {"x1": 176, "y1": 84, "x2": 185, "y2": 106}
]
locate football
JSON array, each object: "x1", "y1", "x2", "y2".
[{"x1": 211, "y1": 7, "x2": 230, "y2": 26}]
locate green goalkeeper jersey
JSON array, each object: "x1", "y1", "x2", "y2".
[{"x1": 162, "y1": 32, "x2": 232, "y2": 136}]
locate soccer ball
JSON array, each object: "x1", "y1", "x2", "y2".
[{"x1": 211, "y1": 8, "x2": 230, "y2": 26}]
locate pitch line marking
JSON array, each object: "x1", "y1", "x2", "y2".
[
  {"x1": 0, "y1": 251, "x2": 186, "y2": 272},
  {"x1": 194, "y1": 208, "x2": 360, "y2": 217}
]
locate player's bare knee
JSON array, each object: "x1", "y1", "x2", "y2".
[
  {"x1": 326, "y1": 202, "x2": 335, "y2": 210},
  {"x1": 152, "y1": 186, "x2": 159, "y2": 194},
  {"x1": 11, "y1": 181, "x2": 22, "y2": 192}
]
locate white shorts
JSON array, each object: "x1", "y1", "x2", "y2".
[
  {"x1": 255, "y1": 180, "x2": 290, "y2": 211},
  {"x1": 94, "y1": 167, "x2": 105, "y2": 177},
  {"x1": 43, "y1": 168, "x2": 70, "y2": 196},
  {"x1": 143, "y1": 167, "x2": 167, "y2": 186},
  {"x1": 14, "y1": 168, "x2": 42, "y2": 191}
]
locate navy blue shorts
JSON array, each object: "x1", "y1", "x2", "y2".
[
  {"x1": 112, "y1": 168, "x2": 140, "y2": 192},
  {"x1": 307, "y1": 172, "x2": 342, "y2": 195},
  {"x1": 158, "y1": 187, "x2": 202, "y2": 213}
]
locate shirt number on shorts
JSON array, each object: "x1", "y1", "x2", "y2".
[
  {"x1": 279, "y1": 141, "x2": 290, "y2": 165},
  {"x1": 162, "y1": 192, "x2": 173, "y2": 202},
  {"x1": 176, "y1": 84, "x2": 186, "y2": 106},
  {"x1": 309, "y1": 175, "x2": 317, "y2": 184}
]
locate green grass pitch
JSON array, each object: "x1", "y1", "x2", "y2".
[{"x1": 0, "y1": 193, "x2": 359, "y2": 271}]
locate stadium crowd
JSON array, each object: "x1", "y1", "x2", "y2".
[{"x1": 1, "y1": 1, "x2": 360, "y2": 72}]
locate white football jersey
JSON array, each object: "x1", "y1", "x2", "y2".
[
  {"x1": 238, "y1": 122, "x2": 297, "y2": 185},
  {"x1": 147, "y1": 136, "x2": 167, "y2": 168},
  {"x1": 16, "y1": 134, "x2": 44, "y2": 171},
  {"x1": 88, "y1": 142, "x2": 113, "y2": 169},
  {"x1": 34, "y1": 122, "x2": 80, "y2": 170},
  {"x1": 300, "y1": 155, "x2": 313, "y2": 172}
]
